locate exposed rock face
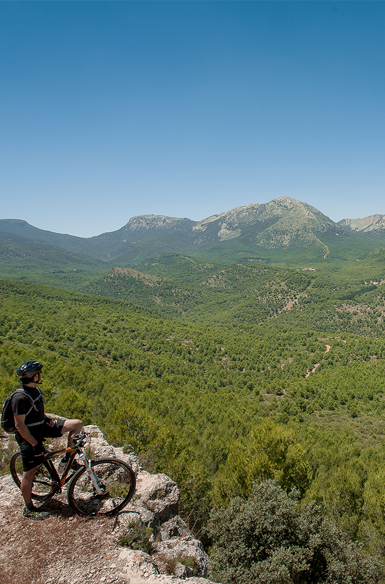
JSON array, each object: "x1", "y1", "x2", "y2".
[
  {"x1": 119, "y1": 197, "x2": 343, "y2": 249},
  {"x1": 338, "y1": 214, "x2": 385, "y2": 237},
  {"x1": 153, "y1": 536, "x2": 209, "y2": 578},
  {"x1": 87, "y1": 425, "x2": 210, "y2": 578},
  {"x1": 160, "y1": 515, "x2": 191, "y2": 540},
  {"x1": 126, "y1": 215, "x2": 193, "y2": 231},
  {"x1": 192, "y1": 197, "x2": 343, "y2": 249},
  {"x1": 0, "y1": 425, "x2": 214, "y2": 584},
  {"x1": 134, "y1": 472, "x2": 180, "y2": 521},
  {"x1": 83, "y1": 425, "x2": 142, "y2": 474}
]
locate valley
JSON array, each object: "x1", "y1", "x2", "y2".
[{"x1": 2, "y1": 197, "x2": 385, "y2": 580}]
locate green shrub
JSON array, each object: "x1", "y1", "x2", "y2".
[
  {"x1": 157, "y1": 553, "x2": 199, "y2": 576},
  {"x1": 176, "y1": 554, "x2": 199, "y2": 575},
  {"x1": 207, "y1": 480, "x2": 383, "y2": 584},
  {"x1": 117, "y1": 522, "x2": 154, "y2": 555}
]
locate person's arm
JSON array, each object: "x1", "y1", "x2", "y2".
[{"x1": 14, "y1": 414, "x2": 38, "y2": 447}]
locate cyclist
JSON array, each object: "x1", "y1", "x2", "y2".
[{"x1": 12, "y1": 360, "x2": 83, "y2": 520}]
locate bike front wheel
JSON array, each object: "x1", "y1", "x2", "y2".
[
  {"x1": 67, "y1": 458, "x2": 136, "y2": 516},
  {"x1": 10, "y1": 451, "x2": 55, "y2": 501}
]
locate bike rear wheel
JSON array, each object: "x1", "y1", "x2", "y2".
[
  {"x1": 67, "y1": 458, "x2": 136, "y2": 516},
  {"x1": 10, "y1": 451, "x2": 55, "y2": 501}
]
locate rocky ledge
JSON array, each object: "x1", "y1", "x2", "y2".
[{"x1": 0, "y1": 424, "x2": 216, "y2": 584}]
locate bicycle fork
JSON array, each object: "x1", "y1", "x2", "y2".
[{"x1": 78, "y1": 452, "x2": 105, "y2": 495}]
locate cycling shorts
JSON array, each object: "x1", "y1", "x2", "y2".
[{"x1": 16, "y1": 419, "x2": 65, "y2": 472}]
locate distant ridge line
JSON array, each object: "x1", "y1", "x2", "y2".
[{"x1": 1, "y1": 197, "x2": 385, "y2": 265}]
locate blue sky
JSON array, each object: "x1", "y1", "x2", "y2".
[{"x1": 1, "y1": 2, "x2": 384, "y2": 237}]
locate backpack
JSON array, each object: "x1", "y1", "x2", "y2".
[{"x1": 1, "y1": 387, "x2": 43, "y2": 434}]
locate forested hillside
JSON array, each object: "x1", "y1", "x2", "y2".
[
  {"x1": 2, "y1": 278, "x2": 385, "y2": 572},
  {"x1": 0, "y1": 230, "x2": 111, "y2": 289},
  {"x1": 84, "y1": 251, "x2": 385, "y2": 339}
]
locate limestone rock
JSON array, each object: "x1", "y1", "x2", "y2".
[
  {"x1": 84, "y1": 424, "x2": 142, "y2": 474},
  {"x1": 117, "y1": 504, "x2": 157, "y2": 530},
  {"x1": 80, "y1": 426, "x2": 210, "y2": 579},
  {"x1": 1, "y1": 423, "x2": 214, "y2": 583},
  {"x1": 160, "y1": 516, "x2": 190, "y2": 541},
  {"x1": 118, "y1": 548, "x2": 159, "y2": 578},
  {"x1": 153, "y1": 536, "x2": 209, "y2": 578},
  {"x1": 135, "y1": 470, "x2": 179, "y2": 521},
  {"x1": 0, "y1": 474, "x2": 17, "y2": 507}
]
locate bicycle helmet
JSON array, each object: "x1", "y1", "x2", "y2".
[{"x1": 16, "y1": 360, "x2": 44, "y2": 379}]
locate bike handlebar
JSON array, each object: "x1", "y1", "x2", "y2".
[{"x1": 72, "y1": 429, "x2": 87, "y2": 448}]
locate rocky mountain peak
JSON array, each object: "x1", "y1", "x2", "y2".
[
  {"x1": 1, "y1": 197, "x2": 373, "y2": 266},
  {"x1": 192, "y1": 197, "x2": 341, "y2": 249},
  {"x1": 126, "y1": 215, "x2": 192, "y2": 231},
  {"x1": 338, "y1": 214, "x2": 385, "y2": 236}
]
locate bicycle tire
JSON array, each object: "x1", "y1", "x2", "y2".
[
  {"x1": 67, "y1": 458, "x2": 136, "y2": 517},
  {"x1": 10, "y1": 451, "x2": 55, "y2": 501}
]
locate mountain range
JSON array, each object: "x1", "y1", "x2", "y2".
[{"x1": 2, "y1": 197, "x2": 385, "y2": 268}]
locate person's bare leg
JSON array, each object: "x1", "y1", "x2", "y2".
[
  {"x1": 21, "y1": 467, "x2": 37, "y2": 507},
  {"x1": 61, "y1": 419, "x2": 83, "y2": 447}
]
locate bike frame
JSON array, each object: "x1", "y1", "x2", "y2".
[
  {"x1": 11, "y1": 429, "x2": 136, "y2": 516},
  {"x1": 43, "y1": 446, "x2": 78, "y2": 489},
  {"x1": 42, "y1": 438, "x2": 105, "y2": 495}
]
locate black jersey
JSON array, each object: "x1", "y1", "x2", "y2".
[{"x1": 11, "y1": 385, "x2": 45, "y2": 427}]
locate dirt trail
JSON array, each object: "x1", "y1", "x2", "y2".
[
  {"x1": 0, "y1": 474, "x2": 212, "y2": 584},
  {"x1": 304, "y1": 344, "x2": 331, "y2": 379}
]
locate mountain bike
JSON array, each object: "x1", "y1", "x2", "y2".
[{"x1": 10, "y1": 429, "x2": 136, "y2": 517}]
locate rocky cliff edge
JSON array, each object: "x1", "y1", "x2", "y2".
[{"x1": 0, "y1": 425, "x2": 216, "y2": 584}]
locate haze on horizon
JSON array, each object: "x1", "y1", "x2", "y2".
[{"x1": 1, "y1": 2, "x2": 384, "y2": 238}]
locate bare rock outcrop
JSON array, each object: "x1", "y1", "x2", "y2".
[
  {"x1": 0, "y1": 424, "x2": 215, "y2": 584},
  {"x1": 86, "y1": 425, "x2": 210, "y2": 578}
]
